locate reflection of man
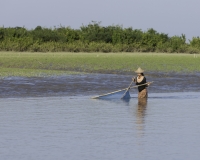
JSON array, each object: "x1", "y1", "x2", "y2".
[
  {"x1": 136, "y1": 98, "x2": 147, "y2": 135},
  {"x1": 138, "y1": 98, "x2": 147, "y2": 110},
  {"x1": 137, "y1": 98, "x2": 147, "y2": 121}
]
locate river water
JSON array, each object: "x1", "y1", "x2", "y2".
[{"x1": 0, "y1": 73, "x2": 200, "y2": 160}]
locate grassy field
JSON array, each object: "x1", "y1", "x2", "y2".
[{"x1": 0, "y1": 52, "x2": 200, "y2": 77}]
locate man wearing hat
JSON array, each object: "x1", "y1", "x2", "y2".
[{"x1": 132, "y1": 67, "x2": 149, "y2": 99}]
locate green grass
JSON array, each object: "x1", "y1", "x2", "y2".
[
  {"x1": 0, "y1": 67, "x2": 81, "y2": 77},
  {"x1": 0, "y1": 52, "x2": 200, "y2": 77}
]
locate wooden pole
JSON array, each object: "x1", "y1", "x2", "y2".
[{"x1": 91, "y1": 82, "x2": 153, "y2": 99}]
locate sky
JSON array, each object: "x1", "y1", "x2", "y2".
[{"x1": 1, "y1": 0, "x2": 200, "y2": 40}]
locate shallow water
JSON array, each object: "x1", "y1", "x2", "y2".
[
  {"x1": 0, "y1": 92, "x2": 200, "y2": 160},
  {"x1": 0, "y1": 73, "x2": 200, "y2": 160}
]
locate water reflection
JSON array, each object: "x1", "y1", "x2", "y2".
[
  {"x1": 1, "y1": 93, "x2": 200, "y2": 160},
  {"x1": 136, "y1": 98, "x2": 147, "y2": 136},
  {"x1": 121, "y1": 98, "x2": 131, "y2": 104},
  {"x1": 137, "y1": 98, "x2": 147, "y2": 117}
]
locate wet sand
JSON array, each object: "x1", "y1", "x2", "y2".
[{"x1": 0, "y1": 72, "x2": 200, "y2": 98}]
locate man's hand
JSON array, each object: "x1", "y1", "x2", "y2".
[{"x1": 147, "y1": 82, "x2": 151, "y2": 86}]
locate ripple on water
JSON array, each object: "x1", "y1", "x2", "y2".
[
  {"x1": 0, "y1": 73, "x2": 200, "y2": 98},
  {"x1": 0, "y1": 92, "x2": 200, "y2": 160}
]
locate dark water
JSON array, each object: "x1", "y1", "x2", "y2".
[
  {"x1": 0, "y1": 73, "x2": 200, "y2": 97},
  {"x1": 0, "y1": 73, "x2": 200, "y2": 160}
]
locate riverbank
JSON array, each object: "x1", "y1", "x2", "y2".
[{"x1": 0, "y1": 52, "x2": 200, "y2": 77}]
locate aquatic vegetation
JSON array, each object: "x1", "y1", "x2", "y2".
[{"x1": 0, "y1": 52, "x2": 199, "y2": 77}]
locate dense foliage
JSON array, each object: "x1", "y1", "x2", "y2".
[{"x1": 0, "y1": 22, "x2": 200, "y2": 53}]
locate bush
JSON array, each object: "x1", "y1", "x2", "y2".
[{"x1": 0, "y1": 22, "x2": 199, "y2": 53}]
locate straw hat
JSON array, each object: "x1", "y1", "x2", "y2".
[{"x1": 135, "y1": 67, "x2": 144, "y2": 74}]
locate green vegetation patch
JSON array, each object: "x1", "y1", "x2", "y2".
[
  {"x1": 0, "y1": 52, "x2": 200, "y2": 77},
  {"x1": 0, "y1": 22, "x2": 200, "y2": 53},
  {"x1": 0, "y1": 68, "x2": 82, "y2": 77}
]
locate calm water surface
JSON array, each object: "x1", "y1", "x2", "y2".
[
  {"x1": 0, "y1": 92, "x2": 200, "y2": 160},
  {"x1": 0, "y1": 74, "x2": 200, "y2": 160}
]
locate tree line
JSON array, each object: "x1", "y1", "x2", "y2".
[{"x1": 0, "y1": 22, "x2": 200, "y2": 53}]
